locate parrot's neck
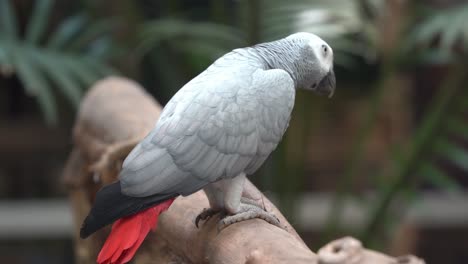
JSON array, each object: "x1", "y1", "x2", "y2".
[{"x1": 248, "y1": 39, "x2": 305, "y2": 88}]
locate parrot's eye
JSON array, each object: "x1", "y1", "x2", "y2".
[{"x1": 322, "y1": 44, "x2": 328, "y2": 55}]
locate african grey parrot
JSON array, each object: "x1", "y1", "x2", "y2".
[{"x1": 80, "y1": 32, "x2": 336, "y2": 264}]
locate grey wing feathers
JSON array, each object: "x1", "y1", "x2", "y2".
[
  {"x1": 120, "y1": 68, "x2": 295, "y2": 198},
  {"x1": 245, "y1": 69, "x2": 295, "y2": 173}
]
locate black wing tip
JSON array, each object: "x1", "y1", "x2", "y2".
[
  {"x1": 79, "y1": 227, "x2": 89, "y2": 239},
  {"x1": 79, "y1": 216, "x2": 93, "y2": 238},
  {"x1": 79, "y1": 182, "x2": 121, "y2": 239},
  {"x1": 78, "y1": 181, "x2": 177, "y2": 239}
]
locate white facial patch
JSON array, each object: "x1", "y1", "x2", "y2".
[{"x1": 307, "y1": 35, "x2": 333, "y2": 73}]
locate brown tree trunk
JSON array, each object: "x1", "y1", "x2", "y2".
[{"x1": 62, "y1": 77, "x2": 424, "y2": 264}]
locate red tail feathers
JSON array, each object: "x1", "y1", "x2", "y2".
[{"x1": 97, "y1": 198, "x2": 175, "y2": 264}]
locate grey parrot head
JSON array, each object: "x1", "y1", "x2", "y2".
[{"x1": 285, "y1": 32, "x2": 336, "y2": 98}]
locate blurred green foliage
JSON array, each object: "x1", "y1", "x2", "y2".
[
  {"x1": 0, "y1": 0, "x2": 116, "y2": 124},
  {"x1": 406, "y1": 3, "x2": 468, "y2": 64},
  {"x1": 359, "y1": 1, "x2": 468, "y2": 245},
  {"x1": 1, "y1": 0, "x2": 467, "y2": 251},
  {"x1": 324, "y1": 0, "x2": 468, "y2": 247}
]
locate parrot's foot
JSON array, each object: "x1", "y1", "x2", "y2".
[
  {"x1": 195, "y1": 208, "x2": 222, "y2": 228},
  {"x1": 240, "y1": 197, "x2": 263, "y2": 207},
  {"x1": 217, "y1": 203, "x2": 281, "y2": 231}
]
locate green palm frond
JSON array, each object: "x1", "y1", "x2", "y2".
[
  {"x1": 422, "y1": 109, "x2": 468, "y2": 191},
  {"x1": 47, "y1": 14, "x2": 88, "y2": 49},
  {"x1": 139, "y1": 18, "x2": 246, "y2": 56},
  {"x1": 0, "y1": 0, "x2": 116, "y2": 124},
  {"x1": 406, "y1": 3, "x2": 468, "y2": 64},
  {"x1": 25, "y1": 0, "x2": 54, "y2": 44},
  {"x1": 0, "y1": 0, "x2": 18, "y2": 39},
  {"x1": 419, "y1": 163, "x2": 461, "y2": 193}
]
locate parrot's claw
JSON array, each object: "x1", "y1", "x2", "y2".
[
  {"x1": 217, "y1": 203, "x2": 281, "y2": 232},
  {"x1": 195, "y1": 208, "x2": 221, "y2": 228}
]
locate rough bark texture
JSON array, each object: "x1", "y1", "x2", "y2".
[{"x1": 62, "y1": 76, "x2": 424, "y2": 264}]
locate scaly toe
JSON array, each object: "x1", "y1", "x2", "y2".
[{"x1": 217, "y1": 204, "x2": 281, "y2": 232}]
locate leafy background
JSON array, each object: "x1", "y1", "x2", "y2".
[{"x1": 0, "y1": 0, "x2": 467, "y2": 263}]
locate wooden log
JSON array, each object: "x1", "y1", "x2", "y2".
[
  {"x1": 68, "y1": 76, "x2": 162, "y2": 187},
  {"x1": 62, "y1": 76, "x2": 424, "y2": 264},
  {"x1": 317, "y1": 237, "x2": 425, "y2": 264}
]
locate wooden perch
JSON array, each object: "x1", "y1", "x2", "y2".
[
  {"x1": 62, "y1": 76, "x2": 424, "y2": 264},
  {"x1": 317, "y1": 237, "x2": 425, "y2": 264}
]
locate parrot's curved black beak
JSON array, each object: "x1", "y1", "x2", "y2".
[{"x1": 315, "y1": 69, "x2": 336, "y2": 98}]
